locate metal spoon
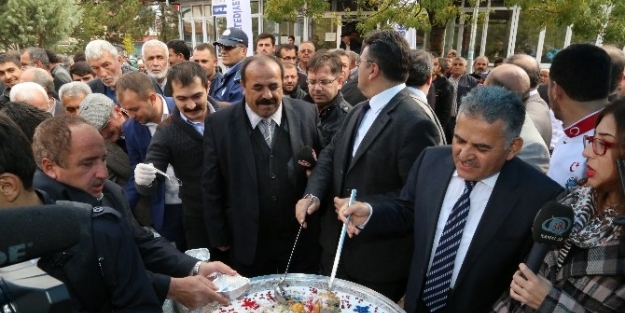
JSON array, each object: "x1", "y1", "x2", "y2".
[
  {"x1": 328, "y1": 189, "x2": 357, "y2": 290},
  {"x1": 274, "y1": 197, "x2": 313, "y2": 304},
  {"x1": 152, "y1": 165, "x2": 183, "y2": 186}
]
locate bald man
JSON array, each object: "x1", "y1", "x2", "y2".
[
  {"x1": 19, "y1": 68, "x2": 65, "y2": 116},
  {"x1": 484, "y1": 64, "x2": 550, "y2": 173},
  {"x1": 506, "y1": 54, "x2": 552, "y2": 147}
]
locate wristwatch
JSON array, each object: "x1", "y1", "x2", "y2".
[{"x1": 192, "y1": 261, "x2": 203, "y2": 276}]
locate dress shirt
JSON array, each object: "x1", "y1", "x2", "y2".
[
  {"x1": 427, "y1": 170, "x2": 499, "y2": 288},
  {"x1": 245, "y1": 102, "x2": 283, "y2": 128},
  {"x1": 406, "y1": 86, "x2": 427, "y2": 101},
  {"x1": 145, "y1": 95, "x2": 181, "y2": 205},
  {"x1": 352, "y1": 83, "x2": 405, "y2": 156},
  {"x1": 179, "y1": 101, "x2": 217, "y2": 135}
]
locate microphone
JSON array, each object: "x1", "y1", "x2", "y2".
[
  {"x1": 297, "y1": 146, "x2": 317, "y2": 169},
  {"x1": 525, "y1": 201, "x2": 574, "y2": 272},
  {"x1": 0, "y1": 205, "x2": 82, "y2": 267}
]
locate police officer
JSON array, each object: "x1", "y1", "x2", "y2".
[
  {"x1": 304, "y1": 51, "x2": 352, "y2": 146},
  {"x1": 212, "y1": 27, "x2": 248, "y2": 103}
]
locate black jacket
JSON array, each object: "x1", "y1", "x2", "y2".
[
  {"x1": 285, "y1": 85, "x2": 308, "y2": 100},
  {"x1": 33, "y1": 170, "x2": 198, "y2": 303},
  {"x1": 310, "y1": 92, "x2": 352, "y2": 146},
  {"x1": 36, "y1": 190, "x2": 161, "y2": 312}
]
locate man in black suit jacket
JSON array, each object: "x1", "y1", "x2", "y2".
[
  {"x1": 340, "y1": 86, "x2": 563, "y2": 313},
  {"x1": 32, "y1": 115, "x2": 235, "y2": 310},
  {"x1": 296, "y1": 30, "x2": 441, "y2": 302},
  {"x1": 202, "y1": 55, "x2": 324, "y2": 277}
]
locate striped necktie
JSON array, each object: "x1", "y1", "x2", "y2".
[
  {"x1": 422, "y1": 180, "x2": 477, "y2": 312},
  {"x1": 258, "y1": 118, "x2": 274, "y2": 147}
]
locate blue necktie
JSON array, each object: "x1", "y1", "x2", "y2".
[{"x1": 422, "y1": 180, "x2": 477, "y2": 312}]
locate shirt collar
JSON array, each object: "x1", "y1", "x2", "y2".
[
  {"x1": 159, "y1": 94, "x2": 170, "y2": 121},
  {"x1": 406, "y1": 86, "x2": 427, "y2": 101},
  {"x1": 529, "y1": 89, "x2": 538, "y2": 96},
  {"x1": 369, "y1": 84, "x2": 406, "y2": 113},
  {"x1": 452, "y1": 169, "x2": 500, "y2": 189},
  {"x1": 245, "y1": 102, "x2": 283, "y2": 129},
  {"x1": 564, "y1": 109, "x2": 602, "y2": 138}
]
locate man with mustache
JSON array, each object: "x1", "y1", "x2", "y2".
[
  {"x1": 202, "y1": 54, "x2": 324, "y2": 277},
  {"x1": 142, "y1": 40, "x2": 170, "y2": 96},
  {"x1": 131, "y1": 62, "x2": 219, "y2": 255},
  {"x1": 338, "y1": 86, "x2": 562, "y2": 313},
  {"x1": 115, "y1": 71, "x2": 183, "y2": 249},
  {"x1": 281, "y1": 63, "x2": 307, "y2": 100}
]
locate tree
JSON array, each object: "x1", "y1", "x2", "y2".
[
  {"x1": 265, "y1": 0, "x2": 625, "y2": 56},
  {"x1": 507, "y1": 0, "x2": 625, "y2": 45},
  {"x1": 156, "y1": 3, "x2": 180, "y2": 43},
  {"x1": 73, "y1": 0, "x2": 156, "y2": 51},
  {"x1": 0, "y1": 0, "x2": 80, "y2": 50}
]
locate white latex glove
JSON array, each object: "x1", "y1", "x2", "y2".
[{"x1": 135, "y1": 163, "x2": 157, "y2": 186}]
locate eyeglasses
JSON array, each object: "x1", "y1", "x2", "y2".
[
  {"x1": 280, "y1": 56, "x2": 298, "y2": 61},
  {"x1": 218, "y1": 45, "x2": 243, "y2": 52},
  {"x1": 583, "y1": 135, "x2": 615, "y2": 156},
  {"x1": 307, "y1": 77, "x2": 339, "y2": 87}
]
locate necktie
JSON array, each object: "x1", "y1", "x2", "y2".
[
  {"x1": 258, "y1": 118, "x2": 274, "y2": 147},
  {"x1": 422, "y1": 180, "x2": 477, "y2": 312}
]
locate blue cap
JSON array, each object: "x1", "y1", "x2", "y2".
[{"x1": 214, "y1": 27, "x2": 249, "y2": 47}]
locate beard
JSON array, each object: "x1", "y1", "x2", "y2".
[{"x1": 148, "y1": 68, "x2": 168, "y2": 80}]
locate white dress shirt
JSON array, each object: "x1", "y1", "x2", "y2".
[
  {"x1": 145, "y1": 95, "x2": 181, "y2": 205},
  {"x1": 352, "y1": 83, "x2": 405, "y2": 156},
  {"x1": 427, "y1": 170, "x2": 499, "y2": 288},
  {"x1": 245, "y1": 102, "x2": 283, "y2": 128}
]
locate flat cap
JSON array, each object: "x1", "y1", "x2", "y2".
[{"x1": 78, "y1": 93, "x2": 114, "y2": 130}]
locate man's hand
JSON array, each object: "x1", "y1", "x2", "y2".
[
  {"x1": 295, "y1": 196, "x2": 320, "y2": 228},
  {"x1": 334, "y1": 197, "x2": 371, "y2": 237},
  {"x1": 135, "y1": 163, "x2": 157, "y2": 186},
  {"x1": 167, "y1": 275, "x2": 230, "y2": 309},
  {"x1": 197, "y1": 261, "x2": 237, "y2": 278}
]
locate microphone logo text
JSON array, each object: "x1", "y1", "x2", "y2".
[
  {"x1": 0, "y1": 243, "x2": 33, "y2": 266},
  {"x1": 541, "y1": 216, "x2": 573, "y2": 236}
]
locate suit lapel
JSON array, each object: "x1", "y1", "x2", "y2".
[
  {"x1": 232, "y1": 102, "x2": 257, "y2": 182},
  {"x1": 282, "y1": 99, "x2": 301, "y2": 186},
  {"x1": 348, "y1": 90, "x2": 406, "y2": 171},
  {"x1": 421, "y1": 153, "x2": 456, "y2": 265},
  {"x1": 454, "y1": 160, "x2": 522, "y2": 286}
]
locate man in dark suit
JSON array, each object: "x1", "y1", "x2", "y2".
[
  {"x1": 446, "y1": 57, "x2": 478, "y2": 143},
  {"x1": 296, "y1": 30, "x2": 442, "y2": 302},
  {"x1": 202, "y1": 55, "x2": 324, "y2": 277},
  {"x1": 340, "y1": 86, "x2": 563, "y2": 313}
]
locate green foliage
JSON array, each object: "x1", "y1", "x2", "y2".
[
  {"x1": 507, "y1": 0, "x2": 625, "y2": 45},
  {"x1": 265, "y1": 0, "x2": 330, "y2": 23},
  {"x1": 0, "y1": 0, "x2": 80, "y2": 50},
  {"x1": 156, "y1": 3, "x2": 180, "y2": 42},
  {"x1": 73, "y1": 0, "x2": 156, "y2": 51}
]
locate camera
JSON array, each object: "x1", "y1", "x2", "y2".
[{"x1": 0, "y1": 262, "x2": 70, "y2": 313}]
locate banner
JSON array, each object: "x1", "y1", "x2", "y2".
[
  {"x1": 226, "y1": 0, "x2": 253, "y2": 56},
  {"x1": 393, "y1": 25, "x2": 417, "y2": 49}
]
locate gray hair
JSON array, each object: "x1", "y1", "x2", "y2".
[
  {"x1": 59, "y1": 81, "x2": 92, "y2": 100},
  {"x1": 85, "y1": 40, "x2": 119, "y2": 61},
  {"x1": 458, "y1": 86, "x2": 525, "y2": 147},
  {"x1": 142, "y1": 39, "x2": 169, "y2": 60},
  {"x1": 24, "y1": 47, "x2": 50, "y2": 68},
  {"x1": 406, "y1": 49, "x2": 433, "y2": 87},
  {"x1": 21, "y1": 67, "x2": 55, "y2": 93},
  {"x1": 9, "y1": 82, "x2": 49, "y2": 104}
]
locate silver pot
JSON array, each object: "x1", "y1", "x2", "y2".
[{"x1": 163, "y1": 273, "x2": 405, "y2": 313}]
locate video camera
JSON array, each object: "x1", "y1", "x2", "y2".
[{"x1": 0, "y1": 263, "x2": 70, "y2": 313}]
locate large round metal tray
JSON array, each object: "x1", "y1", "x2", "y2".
[{"x1": 163, "y1": 273, "x2": 405, "y2": 313}]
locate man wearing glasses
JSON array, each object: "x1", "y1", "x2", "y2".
[
  {"x1": 305, "y1": 51, "x2": 352, "y2": 146},
  {"x1": 212, "y1": 27, "x2": 248, "y2": 103},
  {"x1": 546, "y1": 44, "x2": 611, "y2": 190},
  {"x1": 276, "y1": 44, "x2": 308, "y2": 94}
]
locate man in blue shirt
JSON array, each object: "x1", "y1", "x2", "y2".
[{"x1": 212, "y1": 27, "x2": 248, "y2": 103}]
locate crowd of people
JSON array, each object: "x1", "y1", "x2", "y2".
[{"x1": 0, "y1": 26, "x2": 623, "y2": 313}]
